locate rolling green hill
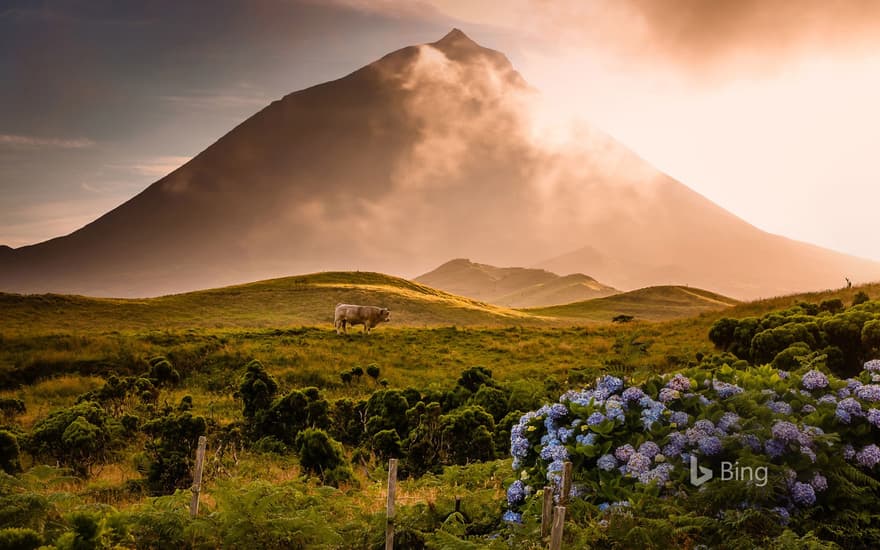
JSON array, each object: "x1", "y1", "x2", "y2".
[
  {"x1": 0, "y1": 271, "x2": 546, "y2": 334},
  {"x1": 527, "y1": 285, "x2": 740, "y2": 322}
]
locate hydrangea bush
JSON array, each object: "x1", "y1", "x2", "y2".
[{"x1": 506, "y1": 360, "x2": 880, "y2": 534}]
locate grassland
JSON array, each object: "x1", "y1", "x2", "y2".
[{"x1": 526, "y1": 285, "x2": 739, "y2": 322}]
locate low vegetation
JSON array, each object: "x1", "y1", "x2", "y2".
[{"x1": 0, "y1": 275, "x2": 878, "y2": 547}]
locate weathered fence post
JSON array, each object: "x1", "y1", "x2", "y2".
[
  {"x1": 560, "y1": 461, "x2": 572, "y2": 506},
  {"x1": 190, "y1": 435, "x2": 207, "y2": 518},
  {"x1": 386, "y1": 458, "x2": 398, "y2": 550},
  {"x1": 541, "y1": 485, "x2": 554, "y2": 538},
  {"x1": 550, "y1": 505, "x2": 566, "y2": 550}
]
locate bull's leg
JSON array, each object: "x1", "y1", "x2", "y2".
[
  {"x1": 335, "y1": 319, "x2": 342, "y2": 335},
  {"x1": 342, "y1": 320, "x2": 348, "y2": 334},
  {"x1": 364, "y1": 322, "x2": 370, "y2": 335}
]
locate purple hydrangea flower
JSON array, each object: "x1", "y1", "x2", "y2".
[
  {"x1": 848, "y1": 379, "x2": 864, "y2": 391},
  {"x1": 772, "y1": 506, "x2": 790, "y2": 525},
  {"x1": 638, "y1": 441, "x2": 661, "y2": 459},
  {"x1": 765, "y1": 439, "x2": 786, "y2": 458},
  {"x1": 665, "y1": 374, "x2": 692, "y2": 392},
  {"x1": 507, "y1": 480, "x2": 526, "y2": 505},
  {"x1": 638, "y1": 463, "x2": 674, "y2": 485},
  {"x1": 857, "y1": 385, "x2": 880, "y2": 402},
  {"x1": 837, "y1": 397, "x2": 863, "y2": 423},
  {"x1": 699, "y1": 436, "x2": 722, "y2": 456},
  {"x1": 801, "y1": 369, "x2": 829, "y2": 390},
  {"x1": 739, "y1": 434, "x2": 761, "y2": 452},
  {"x1": 844, "y1": 444, "x2": 856, "y2": 460},
  {"x1": 869, "y1": 408, "x2": 880, "y2": 428},
  {"x1": 717, "y1": 412, "x2": 741, "y2": 433},
  {"x1": 626, "y1": 452, "x2": 652, "y2": 476},
  {"x1": 694, "y1": 419, "x2": 716, "y2": 434},
  {"x1": 658, "y1": 388, "x2": 680, "y2": 403},
  {"x1": 587, "y1": 412, "x2": 606, "y2": 425},
  {"x1": 838, "y1": 387, "x2": 852, "y2": 399},
  {"x1": 800, "y1": 446, "x2": 816, "y2": 462},
  {"x1": 777, "y1": 370, "x2": 790, "y2": 379},
  {"x1": 856, "y1": 444, "x2": 880, "y2": 468},
  {"x1": 621, "y1": 386, "x2": 645, "y2": 403},
  {"x1": 791, "y1": 482, "x2": 816, "y2": 506},
  {"x1": 811, "y1": 473, "x2": 828, "y2": 492},
  {"x1": 766, "y1": 401, "x2": 793, "y2": 415},
  {"x1": 818, "y1": 394, "x2": 838, "y2": 405},
  {"x1": 802, "y1": 404, "x2": 816, "y2": 414},
  {"x1": 771, "y1": 421, "x2": 800, "y2": 442},
  {"x1": 597, "y1": 454, "x2": 617, "y2": 471},
  {"x1": 615, "y1": 444, "x2": 635, "y2": 462},
  {"x1": 865, "y1": 359, "x2": 880, "y2": 373}
]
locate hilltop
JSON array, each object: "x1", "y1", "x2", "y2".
[
  {"x1": 0, "y1": 272, "x2": 541, "y2": 334},
  {"x1": 528, "y1": 285, "x2": 739, "y2": 322},
  {"x1": 415, "y1": 258, "x2": 617, "y2": 307}
]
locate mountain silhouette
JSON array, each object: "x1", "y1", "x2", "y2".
[{"x1": 2, "y1": 29, "x2": 879, "y2": 298}]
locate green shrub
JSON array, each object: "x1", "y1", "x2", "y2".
[
  {"x1": 0, "y1": 527, "x2": 41, "y2": 550},
  {"x1": 0, "y1": 432, "x2": 20, "y2": 475},
  {"x1": 293, "y1": 428, "x2": 351, "y2": 486}
]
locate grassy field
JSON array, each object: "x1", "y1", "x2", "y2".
[{"x1": 526, "y1": 285, "x2": 739, "y2": 322}]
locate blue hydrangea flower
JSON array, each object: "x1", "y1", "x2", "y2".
[
  {"x1": 507, "y1": 480, "x2": 526, "y2": 505},
  {"x1": 791, "y1": 482, "x2": 816, "y2": 506},
  {"x1": 638, "y1": 441, "x2": 661, "y2": 459},
  {"x1": 558, "y1": 427, "x2": 574, "y2": 443},
  {"x1": 597, "y1": 454, "x2": 617, "y2": 471},
  {"x1": 811, "y1": 473, "x2": 828, "y2": 492},
  {"x1": 801, "y1": 404, "x2": 816, "y2": 414},
  {"x1": 665, "y1": 374, "x2": 692, "y2": 392},
  {"x1": 549, "y1": 403, "x2": 569, "y2": 419},
  {"x1": 511, "y1": 435, "x2": 530, "y2": 458},
  {"x1": 801, "y1": 369, "x2": 829, "y2": 390},
  {"x1": 865, "y1": 359, "x2": 880, "y2": 373},
  {"x1": 838, "y1": 387, "x2": 852, "y2": 399},
  {"x1": 587, "y1": 412, "x2": 606, "y2": 425},
  {"x1": 669, "y1": 411, "x2": 689, "y2": 426},
  {"x1": 847, "y1": 379, "x2": 863, "y2": 391},
  {"x1": 698, "y1": 436, "x2": 722, "y2": 456},
  {"x1": 777, "y1": 370, "x2": 790, "y2": 379},
  {"x1": 856, "y1": 444, "x2": 880, "y2": 468},
  {"x1": 771, "y1": 421, "x2": 800, "y2": 442},
  {"x1": 540, "y1": 443, "x2": 569, "y2": 462},
  {"x1": 502, "y1": 510, "x2": 523, "y2": 523},
  {"x1": 856, "y1": 384, "x2": 880, "y2": 402},
  {"x1": 597, "y1": 375, "x2": 624, "y2": 395},
  {"x1": 575, "y1": 433, "x2": 597, "y2": 447},
  {"x1": 713, "y1": 380, "x2": 744, "y2": 398},
  {"x1": 694, "y1": 419, "x2": 716, "y2": 434},
  {"x1": 844, "y1": 444, "x2": 856, "y2": 460}
]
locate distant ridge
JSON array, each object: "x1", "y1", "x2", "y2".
[{"x1": 415, "y1": 259, "x2": 618, "y2": 307}]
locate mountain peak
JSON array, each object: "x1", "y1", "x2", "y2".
[{"x1": 433, "y1": 28, "x2": 476, "y2": 48}]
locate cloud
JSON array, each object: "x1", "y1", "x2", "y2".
[
  {"x1": 426, "y1": 0, "x2": 880, "y2": 77},
  {"x1": 125, "y1": 156, "x2": 192, "y2": 177},
  {"x1": 0, "y1": 134, "x2": 95, "y2": 149},
  {"x1": 159, "y1": 93, "x2": 271, "y2": 112}
]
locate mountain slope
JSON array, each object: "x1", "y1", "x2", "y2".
[
  {"x1": 527, "y1": 286, "x2": 739, "y2": 322},
  {"x1": 415, "y1": 258, "x2": 617, "y2": 307},
  {"x1": 0, "y1": 272, "x2": 543, "y2": 333},
  {"x1": 2, "y1": 29, "x2": 879, "y2": 299}
]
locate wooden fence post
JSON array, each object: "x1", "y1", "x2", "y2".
[
  {"x1": 386, "y1": 458, "x2": 398, "y2": 550},
  {"x1": 550, "y1": 505, "x2": 566, "y2": 550},
  {"x1": 541, "y1": 485, "x2": 554, "y2": 538},
  {"x1": 190, "y1": 435, "x2": 207, "y2": 518},
  {"x1": 560, "y1": 461, "x2": 572, "y2": 506}
]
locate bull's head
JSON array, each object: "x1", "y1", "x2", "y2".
[{"x1": 381, "y1": 308, "x2": 391, "y2": 322}]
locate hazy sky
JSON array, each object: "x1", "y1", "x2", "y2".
[{"x1": 2, "y1": 0, "x2": 879, "y2": 261}]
